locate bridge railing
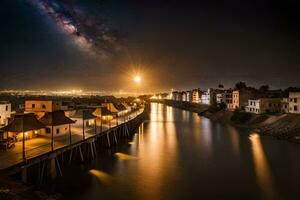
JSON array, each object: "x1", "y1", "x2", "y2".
[{"x1": 0, "y1": 108, "x2": 145, "y2": 170}]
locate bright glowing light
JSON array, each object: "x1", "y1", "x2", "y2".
[
  {"x1": 115, "y1": 152, "x2": 138, "y2": 160},
  {"x1": 134, "y1": 75, "x2": 141, "y2": 84}
]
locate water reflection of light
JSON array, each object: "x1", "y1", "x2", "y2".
[
  {"x1": 201, "y1": 118, "x2": 213, "y2": 155},
  {"x1": 89, "y1": 169, "x2": 112, "y2": 185},
  {"x1": 166, "y1": 106, "x2": 174, "y2": 122},
  {"x1": 228, "y1": 127, "x2": 240, "y2": 156},
  {"x1": 134, "y1": 103, "x2": 180, "y2": 200},
  {"x1": 250, "y1": 133, "x2": 277, "y2": 199},
  {"x1": 115, "y1": 152, "x2": 138, "y2": 161}
]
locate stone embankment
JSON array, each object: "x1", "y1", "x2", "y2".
[{"x1": 202, "y1": 109, "x2": 300, "y2": 142}]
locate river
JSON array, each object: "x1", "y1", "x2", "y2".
[{"x1": 56, "y1": 103, "x2": 300, "y2": 200}]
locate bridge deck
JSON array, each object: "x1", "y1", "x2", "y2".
[{"x1": 0, "y1": 109, "x2": 143, "y2": 170}]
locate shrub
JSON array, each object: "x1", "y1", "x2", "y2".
[{"x1": 231, "y1": 109, "x2": 252, "y2": 124}]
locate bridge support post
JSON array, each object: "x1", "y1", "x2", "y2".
[
  {"x1": 48, "y1": 156, "x2": 57, "y2": 181},
  {"x1": 21, "y1": 166, "x2": 27, "y2": 183},
  {"x1": 106, "y1": 133, "x2": 111, "y2": 147}
]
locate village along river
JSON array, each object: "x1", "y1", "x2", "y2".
[{"x1": 56, "y1": 103, "x2": 300, "y2": 200}]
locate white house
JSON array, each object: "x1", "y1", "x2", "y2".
[
  {"x1": 201, "y1": 89, "x2": 216, "y2": 105},
  {"x1": 186, "y1": 91, "x2": 193, "y2": 102},
  {"x1": 0, "y1": 102, "x2": 12, "y2": 126},
  {"x1": 289, "y1": 92, "x2": 300, "y2": 114},
  {"x1": 245, "y1": 98, "x2": 282, "y2": 114}
]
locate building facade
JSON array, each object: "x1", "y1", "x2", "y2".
[
  {"x1": 289, "y1": 92, "x2": 300, "y2": 114},
  {"x1": 232, "y1": 90, "x2": 255, "y2": 110},
  {"x1": 281, "y1": 98, "x2": 289, "y2": 113},
  {"x1": 201, "y1": 89, "x2": 216, "y2": 105},
  {"x1": 245, "y1": 98, "x2": 282, "y2": 114},
  {"x1": 0, "y1": 102, "x2": 12, "y2": 126},
  {"x1": 25, "y1": 100, "x2": 63, "y2": 118},
  {"x1": 192, "y1": 89, "x2": 202, "y2": 103},
  {"x1": 186, "y1": 91, "x2": 193, "y2": 102}
]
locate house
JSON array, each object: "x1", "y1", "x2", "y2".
[
  {"x1": 289, "y1": 92, "x2": 300, "y2": 114},
  {"x1": 1, "y1": 113, "x2": 45, "y2": 141},
  {"x1": 61, "y1": 101, "x2": 75, "y2": 111},
  {"x1": 25, "y1": 100, "x2": 63, "y2": 118},
  {"x1": 224, "y1": 90, "x2": 234, "y2": 110},
  {"x1": 232, "y1": 90, "x2": 255, "y2": 110},
  {"x1": 102, "y1": 102, "x2": 127, "y2": 116},
  {"x1": 70, "y1": 109, "x2": 97, "y2": 127},
  {"x1": 192, "y1": 89, "x2": 202, "y2": 103},
  {"x1": 245, "y1": 98, "x2": 282, "y2": 114},
  {"x1": 39, "y1": 110, "x2": 75, "y2": 138},
  {"x1": 216, "y1": 92, "x2": 225, "y2": 104},
  {"x1": 182, "y1": 92, "x2": 187, "y2": 102},
  {"x1": 186, "y1": 91, "x2": 193, "y2": 102},
  {"x1": 201, "y1": 89, "x2": 216, "y2": 105},
  {"x1": 171, "y1": 91, "x2": 183, "y2": 101},
  {"x1": 0, "y1": 101, "x2": 12, "y2": 126},
  {"x1": 93, "y1": 106, "x2": 114, "y2": 121},
  {"x1": 281, "y1": 98, "x2": 289, "y2": 113}
]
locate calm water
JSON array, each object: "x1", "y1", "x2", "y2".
[{"x1": 57, "y1": 103, "x2": 300, "y2": 200}]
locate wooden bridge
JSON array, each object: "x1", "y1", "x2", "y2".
[{"x1": 0, "y1": 105, "x2": 149, "y2": 185}]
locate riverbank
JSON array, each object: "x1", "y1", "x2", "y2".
[
  {"x1": 0, "y1": 176, "x2": 62, "y2": 200},
  {"x1": 152, "y1": 100, "x2": 300, "y2": 143},
  {"x1": 202, "y1": 109, "x2": 300, "y2": 142},
  {"x1": 151, "y1": 99, "x2": 209, "y2": 113}
]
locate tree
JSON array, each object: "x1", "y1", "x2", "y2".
[
  {"x1": 218, "y1": 84, "x2": 224, "y2": 89},
  {"x1": 259, "y1": 85, "x2": 270, "y2": 93},
  {"x1": 235, "y1": 82, "x2": 247, "y2": 90}
]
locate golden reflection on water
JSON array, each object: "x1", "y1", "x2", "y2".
[
  {"x1": 114, "y1": 152, "x2": 138, "y2": 161},
  {"x1": 250, "y1": 133, "x2": 277, "y2": 199},
  {"x1": 131, "y1": 103, "x2": 179, "y2": 200},
  {"x1": 228, "y1": 126, "x2": 240, "y2": 156},
  {"x1": 88, "y1": 169, "x2": 112, "y2": 185}
]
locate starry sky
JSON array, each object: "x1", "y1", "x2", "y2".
[{"x1": 1, "y1": 0, "x2": 300, "y2": 92}]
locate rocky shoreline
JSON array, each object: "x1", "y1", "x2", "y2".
[
  {"x1": 0, "y1": 176, "x2": 62, "y2": 200},
  {"x1": 152, "y1": 100, "x2": 300, "y2": 143},
  {"x1": 201, "y1": 110, "x2": 300, "y2": 142}
]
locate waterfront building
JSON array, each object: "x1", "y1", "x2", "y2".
[
  {"x1": 245, "y1": 98, "x2": 282, "y2": 114},
  {"x1": 289, "y1": 92, "x2": 300, "y2": 114},
  {"x1": 232, "y1": 90, "x2": 255, "y2": 110},
  {"x1": 192, "y1": 89, "x2": 202, "y2": 103},
  {"x1": 171, "y1": 91, "x2": 178, "y2": 101},
  {"x1": 0, "y1": 101, "x2": 12, "y2": 126},
  {"x1": 281, "y1": 98, "x2": 289, "y2": 113},
  {"x1": 186, "y1": 91, "x2": 193, "y2": 102},
  {"x1": 182, "y1": 92, "x2": 187, "y2": 102},
  {"x1": 1, "y1": 113, "x2": 45, "y2": 141},
  {"x1": 25, "y1": 100, "x2": 63, "y2": 118},
  {"x1": 39, "y1": 110, "x2": 75, "y2": 138},
  {"x1": 224, "y1": 90, "x2": 234, "y2": 110},
  {"x1": 201, "y1": 89, "x2": 216, "y2": 105},
  {"x1": 216, "y1": 93, "x2": 225, "y2": 104}
]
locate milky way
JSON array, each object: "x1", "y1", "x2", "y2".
[{"x1": 28, "y1": 0, "x2": 123, "y2": 59}]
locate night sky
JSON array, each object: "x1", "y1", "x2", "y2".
[{"x1": 1, "y1": 0, "x2": 300, "y2": 92}]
